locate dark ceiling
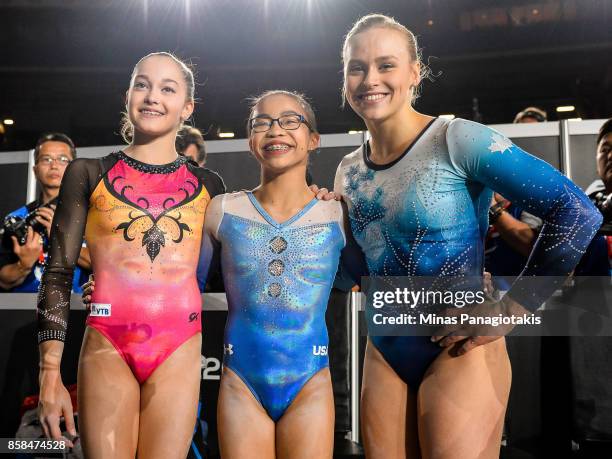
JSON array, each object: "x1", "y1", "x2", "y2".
[{"x1": 0, "y1": 0, "x2": 611, "y2": 150}]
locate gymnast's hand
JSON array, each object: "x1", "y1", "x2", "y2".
[
  {"x1": 38, "y1": 342, "x2": 76, "y2": 447},
  {"x1": 81, "y1": 274, "x2": 94, "y2": 311},
  {"x1": 431, "y1": 293, "x2": 527, "y2": 356},
  {"x1": 482, "y1": 271, "x2": 494, "y2": 298},
  {"x1": 309, "y1": 184, "x2": 342, "y2": 201}
]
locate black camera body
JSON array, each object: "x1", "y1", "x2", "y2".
[
  {"x1": 2, "y1": 213, "x2": 45, "y2": 246},
  {"x1": 0, "y1": 198, "x2": 57, "y2": 248}
]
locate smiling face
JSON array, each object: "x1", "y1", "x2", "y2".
[
  {"x1": 343, "y1": 27, "x2": 420, "y2": 124},
  {"x1": 248, "y1": 94, "x2": 319, "y2": 174},
  {"x1": 597, "y1": 132, "x2": 612, "y2": 192},
  {"x1": 126, "y1": 54, "x2": 194, "y2": 141}
]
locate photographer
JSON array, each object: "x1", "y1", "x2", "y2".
[
  {"x1": 579, "y1": 118, "x2": 612, "y2": 275},
  {"x1": 0, "y1": 133, "x2": 90, "y2": 292}
]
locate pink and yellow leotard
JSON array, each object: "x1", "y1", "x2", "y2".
[{"x1": 37, "y1": 151, "x2": 224, "y2": 383}]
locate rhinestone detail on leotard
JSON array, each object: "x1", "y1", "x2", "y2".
[{"x1": 116, "y1": 151, "x2": 188, "y2": 174}]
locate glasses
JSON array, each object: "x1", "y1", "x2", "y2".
[
  {"x1": 249, "y1": 114, "x2": 311, "y2": 133},
  {"x1": 36, "y1": 156, "x2": 72, "y2": 166}
]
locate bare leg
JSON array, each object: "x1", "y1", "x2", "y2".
[
  {"x1": 218, "y1": 367, "x2": 276, "y2": 459},
  {"x1": 78, "y1": 327, "x2": 140, "y2": 459},
  {"x1": 137, "y1": 333, "x2": 202, "y2": 459},
  {"x1": 361, "y1": 340, "x2": 420, "y2": 459},
  {"x1": 276, "y1": 368, "x2": 335, "y2": 459},
  {"x1": 418, "y1": 338, "x2": 512, "y2": 459}
]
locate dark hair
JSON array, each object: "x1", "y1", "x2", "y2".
[
  {"x1": 514, "y1": 106, "x2": 547, "y2": 123},
  {"x1": 120, "y1": 52, "x2": 195, "y2": 144},
  {"x1": 34, "y1": 133, "x2": 76, "y2": 161},
  {"x1": 246, "y1": 90, "x2": 318, "y2": 136},
  {"x1": 176, "y1": 126, "x2": 206, "y2": 165},
  {"x1": 341, "y1": 13, "x2": 430, "y2": 105},
  {"x1": 306, "y1": 168, "x2": 313, "y2": 186},
  {"x1": 597, "y1": 118, "x2": 612, "y2": 145}
]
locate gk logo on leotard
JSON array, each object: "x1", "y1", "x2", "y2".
[
  {"x1": 189, "y1": 312, "x2": 199, "y2": 322},
  {"x1": 313, "y1": 345, "x2": 327, "y2": 356},
  {"x1": 90, "y1": 303, "x2": 111, "y2": 317},
  {"x1": 224, "y1": 344, "x2": 234, "y2": 355}
]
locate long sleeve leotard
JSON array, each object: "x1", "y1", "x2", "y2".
[
  {"x1": 37, "y1": 151, "x2": 224, "y2": 383},
  {"x1": 335, "y1": 117, "x2": 602, "y2": 388}
]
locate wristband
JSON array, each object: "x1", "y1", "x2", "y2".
[
  {"x1": 488, "y1": 206, "x2": 505, "y2": 224},
  {"x1": 490, "y1": 200, "x2": 509, "y2": 214},
  {"x1": 489, "y1": 199, "x2": 510, "y2": 224}
]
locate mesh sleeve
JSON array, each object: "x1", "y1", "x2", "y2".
[
  {"x1": 37, "y1": 158, "x2": 97, "y2": 343},
  {"x1": 203, "y1": 168, "x2": 226, "y2": 197},
  {"x1": 197, "y1": 194, "x2": 224, "y2": 292}
]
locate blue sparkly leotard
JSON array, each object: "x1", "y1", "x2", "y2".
[
  {"x1": 335, "y1": 117, "x2": 602, "y2": 389},
  {"x1": 199, "y1": 191, "x2": 347, "y2": 421}
]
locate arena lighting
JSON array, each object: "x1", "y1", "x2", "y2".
[
  {"x1": 348, "y1": 130, "x2": 363, "y2": 134},
  {"x1": 439, "y1": 114, "x2": 455, "y2": 120},
  {"x1": 3, "y1": 119, "x2": 14, "y2": 125},
  {"x1": 218, "y1": 132, "x2": 235, "y2": 138},
  {"x1": 556, "y1": 105, "x2": 575, "y2": 112}
]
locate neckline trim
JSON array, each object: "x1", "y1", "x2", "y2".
[
  {"x1": 362, "y1": 117, "x2": 438, "y2": 171},
  {"x1": 116, "y1": 150, "x2": 187, "y2": 174},
  {"x1": 245, "y1": 191, "x2": 319, "y2": 229}
]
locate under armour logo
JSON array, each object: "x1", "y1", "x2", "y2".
[
  {"x1": 224, "y1": 344, "x2": 234, "y2": 355},
  {"x1": 189, "y1": 312, "x2": 199, "y2": 322}
]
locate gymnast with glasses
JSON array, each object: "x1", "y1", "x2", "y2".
[{"x1": 197, "y1": 90, "x2": 364, "y2": 458}]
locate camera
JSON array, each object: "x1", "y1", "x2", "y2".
[
  {"x1": 0, "y1": 198, "x2": 57, "y2": 248},
  {"x1": 591, "y1": 191, "x2": 612, "y2": 235}
]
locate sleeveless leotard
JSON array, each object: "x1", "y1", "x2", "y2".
[{"x1": 200, "y1": 191, "x2": 348, "y2": 421}]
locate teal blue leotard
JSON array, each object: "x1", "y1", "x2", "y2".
[{"x1": 335, "y1": 117, "x2": 602, "y2": 389}]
